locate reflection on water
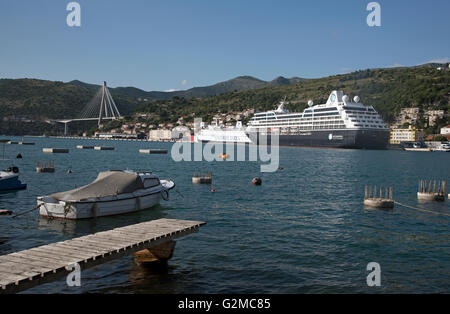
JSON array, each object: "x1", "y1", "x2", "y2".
[
  {"x1": 1, "y1": 136, "x2": 449, "y2": 293},
  {"x1": 36, "y1": 205, "x2": 169, "y2": 236}
]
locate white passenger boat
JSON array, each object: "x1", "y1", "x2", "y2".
[
  {"x1": 37, "y1": 170, "x2": 175, "y2": 220},
  {"x1": 195, "y1": 121, "x2": 252, "y2": 144}
]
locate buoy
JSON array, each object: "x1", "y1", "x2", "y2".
[
  {"x1": 16, "y1": 153, "x2": 22, "y2": 159},
  {"x1": 36, "y1": 161, "x2": 55, "y2": 173},
  {"x1": 252, "y1": 177, "x2": 262, "y2": 186}
]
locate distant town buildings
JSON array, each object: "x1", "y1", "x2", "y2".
[
  {"x1": 389, "y1": 125, "x2": 424, "y2": 144},
  {"x1": 148, "y1": 129, "x2": 172, "y2": 141},
  {"x1": 395, "y1": 108, "x2": 419, "y2": 127},
  {"x1": 424, "y1": 110, "x2": 445, "y2": 127},
  {"x1": 209, "y1": 109, "x2": 254, "y2": 127},
  {"x1": 393, "y1": 108, "x2": 446, "y2": 128}
]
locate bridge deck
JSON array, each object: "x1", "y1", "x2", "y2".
[{"x1": 0, "y1": 218, "x2": 205, "y2": 294}]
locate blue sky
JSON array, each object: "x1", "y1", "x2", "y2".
[{"x1": 0, "y1": 0, "x2": 449, "y2": 91}]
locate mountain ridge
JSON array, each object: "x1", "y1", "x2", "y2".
[{"x1": 68, "y1": 75, "x2": 307, "y2": 100}]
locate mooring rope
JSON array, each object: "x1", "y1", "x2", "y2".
[
  {"x1": 174, "y1": 188, "x2": 185, "y2": 199},
  {"x1": 11, "y1": 204, "x2": 42, "y2": 219},
  {"x1": 394, "y1": 201, "x2": 450, "y2": 217}
]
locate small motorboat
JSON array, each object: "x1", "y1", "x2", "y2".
[
  {"x1": 38, "y1": 170, "x2": 175, "y2": 219},
  {"x1": 0, "y1": 166, "x2": 27, "y2": 192}
]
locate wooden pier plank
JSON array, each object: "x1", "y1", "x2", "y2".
[
  {"x1": 9, "y1": 252, "x2": 73, "y2": 268},
  {"x1": 0, "y1": 255, "x2": 60, "y2": 273},
  {"x1": 51, "y1": 242, "x2": 111, "y2": 257},
  {"x1": 0, "y1": 263, "x2": 43, "y2": 279},
  {"x1": 0, "y1": 218, "x2": 205, "y2": 293},
  {"x1": 0, "y1": 260, "x2": 49, "y2": 275}
]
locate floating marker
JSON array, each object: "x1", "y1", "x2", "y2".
[
  {"x1": 77, "y1": 145, "x2": 94, "y2": 149},
  {"x1": 417, "y1": 179, "x2": 446, "y2": 201},
  {"x1": 363, "y1": 185, "x2": 394, "y2": 208},
  {"x1": 43, "y1": 148, "x2": 69, "y2": 153},
  {"x1": 94, "y1": 146, "x2": 114, "y2": 150},
  {"x1": 192, "y1": 172, "x2": 212, "y2": 184},
  {"x1": 36, "y1": 161, "x2": 55, "y2": 173},
  {"x1": 252, "y1": 177, "x2": 262, "y2": 186},
  {"x1": 139, "y1": 149, "x2": 168, "y2": 154}
]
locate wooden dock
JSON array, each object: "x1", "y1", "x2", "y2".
[{"x1": 0, "y1": 218, "x2": 205, "y2": 294}]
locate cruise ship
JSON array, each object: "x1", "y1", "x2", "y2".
[
  {"x1": 246, "y1": 91, "x2": 390, "y2": 149},
  {"x1": 195, "y1": 121, "x2": 251, "y2": 144}
]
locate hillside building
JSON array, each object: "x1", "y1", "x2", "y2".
[
  {"x1": 441, "y1": 125, "x2": 450, "y2": 135},
  {"x1": 390, "y1": 125, "x2": 424, "y2": 144},
  {"x1": 424, "y1": 110, "x2": 445, "y2": 127},
  {"x1": 148, "y1": 129, "x2": 172, "y2": 141}
]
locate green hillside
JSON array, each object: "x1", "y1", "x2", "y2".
[
  {"x1": 0, "y1": 79, "x2": 139, "y2": 135},
  {"x1": 0, "y1": 79, "x2": 138, "y2": 119},
  {"x1": 135, "y1": 65, "x2": 450, "y2": 128},
  {"x1": 0, "y1": 64, "x2": 449, "y2": 135}
]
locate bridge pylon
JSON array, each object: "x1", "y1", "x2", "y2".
[
  {"x1": 51, "y1": 81, "x2": 122, "y2": 135},
  {"x1": 97, "y1": 81, "x2": 121, "y2": 127}
]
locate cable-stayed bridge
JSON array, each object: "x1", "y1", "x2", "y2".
[{"x1": 52, "y1": 81, "x2": 122, "y2": 135}]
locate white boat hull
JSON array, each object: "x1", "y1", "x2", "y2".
[
  {"x1": 38, "y1": 190, "x2": 163, "y2": 220},
  {"x1": 38, "y1": 171, "x2": 175, "y2": 220}
]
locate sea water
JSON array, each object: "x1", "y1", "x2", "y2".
[{"x1": 0, "y1": 136, "x2": 449, "y2": 293}]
